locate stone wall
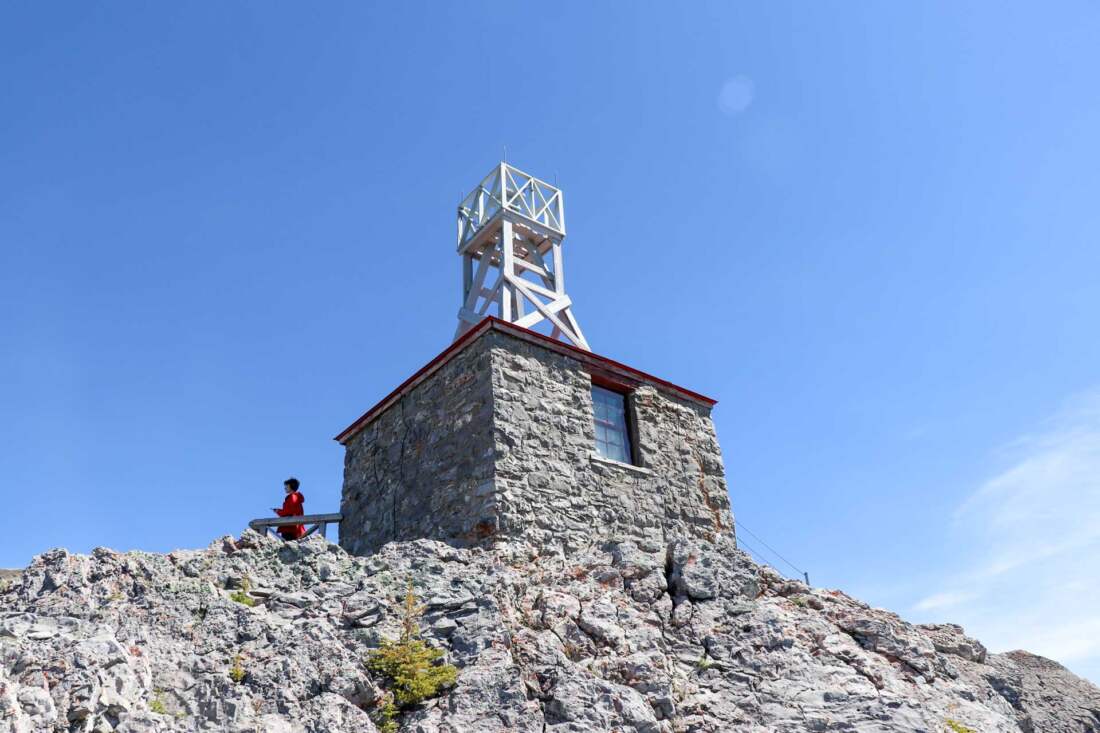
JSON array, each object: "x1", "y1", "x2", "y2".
[
  {"x1": 339, "y1": 335, "x2": 497, "y2": 555},
  {"x1": 339, "y1": 326, "x2": 734, "y2": 555},
  {"x1": 488, "y1": 331, "x2": 733, "y2": 551}
]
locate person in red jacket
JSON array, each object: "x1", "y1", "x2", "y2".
[{"x1": 273, "y1": 477, "x2": 306, "y2": 540}]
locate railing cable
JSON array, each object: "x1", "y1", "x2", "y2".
[
  {"x1": 735, "y1": 518, "x2": 811, "y2": 587},
  {"x1": 732, "y1": 534, "x2": 771, "y2": 568}
]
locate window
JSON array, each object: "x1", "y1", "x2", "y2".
[{"x1": 592, "y1": 384, "x2": 634, "y2": 464}]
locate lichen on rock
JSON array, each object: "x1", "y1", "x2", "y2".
[{"x1": 1, "y1": 531, "x2": 1098, "y2": 732}]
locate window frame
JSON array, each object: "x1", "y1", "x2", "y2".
[{"x1": 590, "y1": 381, "x2": 639, "y2": 466}]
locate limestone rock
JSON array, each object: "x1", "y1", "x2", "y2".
[{"x1": 1, "y1": 532, "x2": 1098, "y2": 732}]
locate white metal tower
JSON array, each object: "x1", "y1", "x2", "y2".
[{"x1": 454, "y1": 162, "x2": 589, "y2": 350}]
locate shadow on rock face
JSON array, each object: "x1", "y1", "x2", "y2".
[{"x1": 1, "y1": 531, "x2": 1098, "y2": 733}]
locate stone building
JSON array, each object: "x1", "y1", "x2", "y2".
[
  {"x1": 336, "y1": 317, "x2": 733, "y2": 555},
  {"x1": 335, "y1": 163, "x2": 733, "y2": 555}
]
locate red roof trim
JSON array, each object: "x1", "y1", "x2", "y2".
[
  {"x1": 332, "y1": 318, "x2": 493, "y2": 444},
  {"x1": 489, "y1": 318, "x2": 718, "y2": 407},
  {"x1": 334, "y1": 317, "x2": 716, "y2": 444}
]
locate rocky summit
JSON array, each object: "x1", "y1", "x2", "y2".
[{"x1": 1, "y1": 533, "x2": 1098, "y2": 733}]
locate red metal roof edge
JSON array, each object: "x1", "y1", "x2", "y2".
[
  {"x1": 333, "y1": 316, "x2": 717, "y2": 445},
  {"x1": 333, "y1": 317, "x2": 494, "y2": 444},
  {"x1": 488, "y1": 318, "x2": 718, "y2": 407}
]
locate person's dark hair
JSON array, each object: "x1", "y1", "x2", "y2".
[{"x1": 284, "y1": 477, "x2": 300, "y2": 492}]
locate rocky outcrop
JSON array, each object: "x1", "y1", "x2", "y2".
[{"x1": 2, "y1": 533, "x2": 1098, "y2": 732}]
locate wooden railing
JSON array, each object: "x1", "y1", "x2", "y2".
[{"x1": 248, "y1": 513, "x2": 342, "y2": 540}]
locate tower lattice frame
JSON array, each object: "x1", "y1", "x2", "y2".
[{"x1": 454, "y1": 162, "x2": 589, "y2": 350}]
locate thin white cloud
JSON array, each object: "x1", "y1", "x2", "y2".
[
  {"x1": 911, "y1": 389, "x2": 1100, "y2": 683},
  {"x1": 913, "y1": 590, "x2": 976, "y2": 612},
  {"x1": 718, "y1": 76, "x2": 755, "y2": 116}
]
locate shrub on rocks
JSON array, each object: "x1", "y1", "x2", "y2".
[{"x1": 367, "y1": 580, "x2": 458, "y2": 730}]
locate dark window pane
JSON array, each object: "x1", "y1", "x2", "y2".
[{"x1": 591, "y1": 384, "x2": 635, "y2": 464}]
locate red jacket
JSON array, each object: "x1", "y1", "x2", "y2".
[{"x1": 275, "y1": 491, "x2": 306, "y2": 539}]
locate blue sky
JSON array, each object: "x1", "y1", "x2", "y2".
[{"x1": 2, "y1": 3, "x2": 1098, "y2": 682}]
